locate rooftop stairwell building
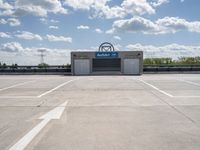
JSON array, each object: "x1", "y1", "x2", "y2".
[{"x1": 71, "y1": 43, "x2": 143, "y2": 75}]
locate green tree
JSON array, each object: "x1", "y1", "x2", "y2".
[
  {"x1": 38, "y1": 63, "x2": 49, "y2": 68},
  {"x1": 2, "y1": 63, "x2": 7, "y2": 68},
  {"x1": 11, "y1": 64, "x2": 18, "y2": 69}
]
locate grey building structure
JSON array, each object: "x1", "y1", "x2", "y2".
[{"x1": 71, "y1": 43, "x2": 143, "y2": 75}]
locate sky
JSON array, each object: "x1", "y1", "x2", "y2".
[{"x1": 0, "y1": 0, "x2": 200, "y2": 65}]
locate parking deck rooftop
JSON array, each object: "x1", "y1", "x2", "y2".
[{"x1": 0, "y1": 74, "x2": 200, "y2": 150}]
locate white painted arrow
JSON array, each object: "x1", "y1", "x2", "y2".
[{"x1": 9, "y1": 101, "x2": 68, "y2": 150}]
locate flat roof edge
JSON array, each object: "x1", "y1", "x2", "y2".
[{"x1": 71, "y1": 51, "x2": 143, "y2": 53}]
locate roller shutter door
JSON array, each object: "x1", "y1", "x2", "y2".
[
  {"x1": 124, "y1": 59, "x2": 140, "y2": 75},
  {"x1": 74, "y1": 59, "x2": 90, "y2": 75},
  {"x1": 93, "y1": 59, "x2": 121, "y2": 72}
]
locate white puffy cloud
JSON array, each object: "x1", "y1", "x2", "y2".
[
  {"x1": 121, "y1": 0, "x2": 155, "y2": 16},
  {"x1": 113, "y1": 36, "x2": 121, "y2": 40},
  {"x1": 156, "y1": 17, "x2": 200, "y2": 33},
  {"x1": 50, "y1": 19, "x2": 59, "y2": 23},
  {"x1": 0, "y1": 42, "x2": 23, "y2": 52},
  {"x1": 14, "y1": 5, "x2": 48, "y2": 17},
  {"x1": 0, "y1": 0, "x2": 13, "y2": 10},
  {"x1": 49, "y1": 26, "x2": 59, "y2": 29},
  {"x1": 96, "y1": 5, "x2": 126, "y2": 19},
  {"x1": 46, "y1": 34, "x2": 72, "y2": 43},
  {"x1": 39, "y1": 18, "x2": 47, "y2": 23},
  {"x1": 64, "y1": 0, "x2": 90, "y2": 10},
  {"x1": 126, "y1": 43, "x2": 200, "y2": 58},
  {"x1": 0, "y1": 32, "x2": 11, "y2": 38},
  {"x1": 95, "y1": 28, "x2": 103, "y2": 33},
  {"x1": 64, "y1": 0, "x2": 108, "y2": 10},
  {"x1": 0, "y1": 0, "x2": 169, "y2": 18},
  {"x1": 97, "y1": 0, "x2": 155, "y2": 19},
  {"x1": 14, "y1": 32, "x2": 72, "y2": 42},
  {"x1": 15, "y1": 31, "x2": 43, "y2": 40},
  {"x1": 108, "y1": 16, "x2": 200, "y2": 34},
  {"x1": 64, "y1": 0, "x2": 159, "y2": 19},
  {"x1": 77, "y1": 25, "x2": 90, "y2": 30},
  {"x1": 0, "y1": 9, "x2": 14, "y2": 16},
  {"x1": 0, "y1": 0, "x2": 168, "y2": 18},
  {"x1": 151, "y1": 0, "x2": 169, "y2": 7},
  {"x1": 7, "y1": 18, "x2": 21, "y2": 26},
  {"x1": 0, "y1": 0, "x2": 14, "y2": 16},
  {"x1": 0, "y1": 0, "x2": 68, "y2": 17},
  {"x1": 40, "y1": 18, "x2": 59, "y2": 24},
  {"x1": 15, "y1": 0, "x2": 68, "y2": 17},
  {"x1": 114, "y1": 44, "x2": 122, "y2": 51},
  {"x1": 1, "y1": 18, "x2": 21, "y2": 26},
  {"x1": 107, "y1": 17, "x2": 159, "y2": 34},
  {"x1": 0, "y1": 18, "x2": 7, "y2": 24},
  {"x1": 0, "y1": 18, "x2": 21, "y2": 26}
]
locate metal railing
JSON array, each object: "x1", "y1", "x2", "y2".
[
  {"x1": 0, "y1": 64, "x2": 200, "y2": 74},
  {"x1": 143, "y1": 64, "x2": 200, "y2": 72},
  {"x1": 0, "y1": 66, "x2": 71, "y2": 73}
]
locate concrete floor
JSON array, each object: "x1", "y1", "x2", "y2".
[{"x1": 0, "y1": 74, "x2": 200, "y2": 150}]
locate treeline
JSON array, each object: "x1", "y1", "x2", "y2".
[
  {"x1": 144, "y1": 57, "x2": 200, "y2": 65},
  {"x1": 0, "y1": 62, "x2": 18, "y2": 68},
  {"x1": 38, "y1": 63, "x2": 71, "y2": 68}
]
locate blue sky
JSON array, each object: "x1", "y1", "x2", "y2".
[{"x1": 0, "y1": 0, "x2": 200, "y2": 65}]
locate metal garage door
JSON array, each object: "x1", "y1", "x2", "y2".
[
  {"x1": 74, "y1": 59, "x2": 90, "y2": 75},
  {"x1": 124, "y1": 59, "x2": 140, "y2": 75},
  {"x1": 93, "y1": 58, "x2": 121, "y2": 72}
]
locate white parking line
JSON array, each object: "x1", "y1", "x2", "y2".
[
  {"x1": 9, "y1": 101, "x2": 68, "y2": 150},
  {"x1": 138, "y1": 79, "x2": 173, "y2": 97},
  {"x1": 178, "y1": 79, "x2": 200, "y2": 87},
  {"x1": 0, "y1": 81, "x2": 35, "y2": 92},
  {"x1": 0, "y1": 96, "x2": 37, "y2": 99},
  {"x1": 37, "y1": 78, "x2": 79, "y2": 98},
  {"x1": 173, "y1": 96, "x2": 200, "y2": 98}
]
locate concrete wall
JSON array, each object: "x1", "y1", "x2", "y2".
[{"x1": 119, "y1": 51, "x2": 143, "y2": 74}]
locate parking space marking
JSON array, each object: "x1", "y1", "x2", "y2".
[
  {"x1": 0, "y1": 81, "x2": 35, "y2": 92},
  {"x1": 9, "y1": 101, "x2": 68, "y2": 150},
  {"x1": 138, "y1": 79, "x2": 173, "y2": 97},
  {"x1": 37, "y1": 78, "x2": 79, "y2": 98},
  {"x1": 173, "y1": 96, "x2": 200, "y2": 98},
  {"x1": 178, "y1": 79, "x2": 200, "y2": 87},
  {"x1": 0, "y1": 96, "x2": 37, "y2": 99},
  {"x1": 139, "y1": 79, "x2": 200, "y2": 98}
]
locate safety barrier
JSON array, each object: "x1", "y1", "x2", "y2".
[
  {"x1": 143, "y1": 65, "x2": 200, "y2": 72},
  {"x1": 0, "y1": 65, "x2": 200, "y2": 74}
]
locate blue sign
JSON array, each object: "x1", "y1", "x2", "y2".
[{"x1": 95, "y1": 52, "x2": 118, "y2": 58}]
